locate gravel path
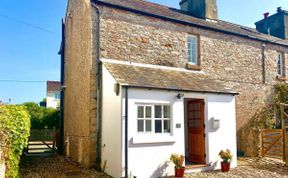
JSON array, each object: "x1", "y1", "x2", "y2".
[
  {"x1": 19, "y1": 154, "x2": 109, "y2": 178},
  {"x1": 19, "y1": 155, "x2": 288, "y2": 178},
  {"x1": 184, "y1": 157, "x2": 288, "y2": 178}
]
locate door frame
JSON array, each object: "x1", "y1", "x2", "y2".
[{"x1": 184, "y1": 98, "x2": 207, "y2": 165}]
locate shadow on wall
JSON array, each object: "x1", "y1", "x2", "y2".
[
  {"x1": 150, "y1": 161, "x2": 169, "y2": 178},
  {"x1": 237, "y1": 104, "x2": 276, "y2": 157},
  {"x1": 128, "y1": 139, "x2": 174, "y2": 148}
]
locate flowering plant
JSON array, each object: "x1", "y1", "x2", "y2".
[
  {"x1": 170, "y1": 153, "x2": 184, "y2": 169},
  {"x1": 219, "y1": 149, "x2": 233, "y2": 163}
]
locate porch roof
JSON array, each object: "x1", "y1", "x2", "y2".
[{"x1": 103, "y1": 61, "x2": 238, "y2": 95}]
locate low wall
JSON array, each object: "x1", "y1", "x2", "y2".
[
  {"x1": 0, "y1": 134, "x2": 5, "y2": 178},
  {"x1": 0, "y1": 163, "x2": 5, "y2": 178}
]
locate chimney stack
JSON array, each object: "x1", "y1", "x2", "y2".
[
  {"x1": 255, "y1": 7, "x2": 288, "y2": 40},
  {"x1": 263, "y1": 12, "x2": 269, "y2": 19},
  {"x1": 277, "y1": 7, "x2": 283, "y2": 13},
  {"x1": 179, "y1": 0, "x2": 218, "y2": 20}
]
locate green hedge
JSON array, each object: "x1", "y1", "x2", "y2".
[
  {"x1": 23, "y1": 102, "x2": 59, "y2": 129},
  {"x1": 0, "y1": 105, "x2": 30, "y2": 178}
]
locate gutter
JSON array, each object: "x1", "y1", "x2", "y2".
[
  {"x1": 92, "y1": 3, "x2": 103, "y2": 171},
  {"x1": 122, "y1": 85, "x2": 239, "y2": 96},
  {"x1": 92, "y1": 0, "x2": 288, "y2": 48}
]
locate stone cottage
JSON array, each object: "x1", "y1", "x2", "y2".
[{"x1": 59, "y1": 0, "x2": 288, "y2": 177}]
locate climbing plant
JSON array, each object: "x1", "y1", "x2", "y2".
[
  {"x1": 0, "y1": 105, "x2": 30, "y2": 178},
  {"x1": 271, "y1": 83, "x2": 288, "y2": 128},
  {"x1": 272, "y1": 83, "x2": 288, "y2": 104}
]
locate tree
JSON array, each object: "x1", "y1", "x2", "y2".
[{"x1": 22, "y1": 102, "x2": 59, "y2": 129}]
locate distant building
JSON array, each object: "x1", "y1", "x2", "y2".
[{"x1": 46, "y1": 81, "x2": 61, "y2": 109}]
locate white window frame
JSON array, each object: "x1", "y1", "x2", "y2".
[
  {"x1": 54, "y1": 93, "x2": 61, "y2": 100},
  {"x1": 136, "y1": 104, "x2": 171, "y2": 134},
  {"x1": 276, "y1": 52, "x2": 285, "y2": 76},
  {"x1": 187, "y1": 35, "x2": 198, "y2": 65}
]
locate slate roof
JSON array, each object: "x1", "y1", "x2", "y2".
[
  {"x1": 93, "y1": 0, "x2": 288, "y2": 46},
  {"x1": 103, "y1": 62, "x2": 237, "y2": 95},
  {"x1": 47, "y1": 81, "x2": 61, "y2": 93}
]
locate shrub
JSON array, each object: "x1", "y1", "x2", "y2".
[
  {"x1": 22, "y1": 102, "x2": 59, "y2": 129},
  {"x1": 0, "y1": 105, "x2": 30, "y2": 178}
]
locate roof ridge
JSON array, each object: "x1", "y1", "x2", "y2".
[
  {"x1": 129, "y1": 0, "x2": 174, "y2": 9},
  {"x1": 93, "y1": 0, "x2": 288, "y2": 46}
]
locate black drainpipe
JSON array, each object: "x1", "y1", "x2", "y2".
[
  {"x1": 58, "y1": 18, "x2": 65, "y2": 154},
  {"x1": 262, "y1": 43, "x2": 266, "y2": 84},
  {"x1": 124, "y1": 86, "x2": 129, "y2": 178},
  {"x1": 92, "y1": 3, "x2": 102, "y2": 170}
]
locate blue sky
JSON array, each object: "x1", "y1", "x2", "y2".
[{"x1": 0, "y1": 0, "x2": 287, "y2": 104}]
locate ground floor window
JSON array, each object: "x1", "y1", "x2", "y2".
[{"x1": 137, "y1": 104, "x2": 171, "y2": 133}]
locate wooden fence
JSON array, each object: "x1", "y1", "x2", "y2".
[
  {"x1": 280, "y1": 103, "x2": 288, "y2": 164},
  {"x1": 26, "y1": 129, "x2": 57, "y2": 154},
  {"x1": 260, "y1": 129, "x2": 283, "y2": 159},
  {"x1": 260, "y1": 103, "x2": 288, "y2": 165}
]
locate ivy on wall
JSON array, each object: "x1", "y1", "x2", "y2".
[
  {"x1": 0, "y1": 105, "x2": 30, "y2": 178},
  {"x1": 272, "y1": 83, "x2": 288, "y2": 128},
  {"x1": 272, "y1": 83, "x2": 288, "y2": 104}
]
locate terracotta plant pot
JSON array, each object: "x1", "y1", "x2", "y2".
[
  {"x1": 221, "y1": 161, "x2": 230, "y2": 172},
  {"x1": 174, "y1": 166, "x2": 185, "y2": 177}
]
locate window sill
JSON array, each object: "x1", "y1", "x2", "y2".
[
  {"x1": 276, "y1": 75, "x2": 287, "y2": 81},
  {"x1": 132, "y1": 134, "x2": 175, "y2": 144},
  {"x1": 186, "y1": 63, "x2": 201, "y2": 70}
]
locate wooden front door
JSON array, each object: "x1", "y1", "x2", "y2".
[{"x1": 187, "y1": 99, "x2": 205, "y2": 164}]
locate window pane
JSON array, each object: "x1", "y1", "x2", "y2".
[
  {"x1": 155, "y1": 105, "x2": 162, "y2": 118},
  {"x1": 137, "y1": 106, "x2": 144, "y2": 118},
  {"x1": 187, "y1": 35, "x2": 198, "y2": 65},
  {"x1": 146, "y1": 120, "x2": 152, "y2": 132},
  {"x1": 145, "y1": 106, "x2": 152, "y2": 118},
  {"x1": 155, "y1": 120, "x2": 162, "y2": 133},
  {"x1": 137, "y1": 120, "x2": 144, "y2": 132},
  {"x1": 277, "y1": 53, "x2": 284, "y2": 76},
  {"x1": 164, "y1": 120, "x2": 170, "y2": 133},
  {"x1": 163, "y1": 105, "x2": 170, "y2": 118}
]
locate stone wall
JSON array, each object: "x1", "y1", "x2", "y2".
[
  {"x1": 64, "y1": 0, "x2": 97, "y2": 167},
  {"x1": 97, "y1": 5, "x2": 288, "y2": 156}
]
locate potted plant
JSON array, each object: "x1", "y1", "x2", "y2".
[
  {"x1": 219, "y1": 149, "x2": 233, "y2": 172},
  {"x1": 170, "y1": 153, "x2": 185, "y2": 177}
]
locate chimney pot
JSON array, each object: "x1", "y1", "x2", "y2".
[
  {"x1": 263, "y1": 12, "x2": 269, "y2": 19},
  {"x1": 277, "y1": 7, "x2": 282, "y2": 13}
]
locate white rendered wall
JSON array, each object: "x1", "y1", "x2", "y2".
[
  {"x1": 184, "y1": 93, "x2": 237, "y2": 170},
  {"x1": 101, "y1": 66, "x2": 122, "y2": 177},
  {"x1": 122, "y1": 89, "x2": 237, "y2": 178},
  {"x1": 46, "y1": 92, "x2": 59, "y2": 108}
]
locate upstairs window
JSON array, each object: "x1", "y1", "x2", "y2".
[
  {"x1": 55, "y1": 93, "x2": 61, "y2": 100},
  {"x1": 187, "y1": 35, "x2": 199, "y2": 66},
  {"x1": 276, "y1": 52, "x2": 285, "y2": 76},
  {"x1": 137, "y1": 104, "x2": 171, "y2": 134}
]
